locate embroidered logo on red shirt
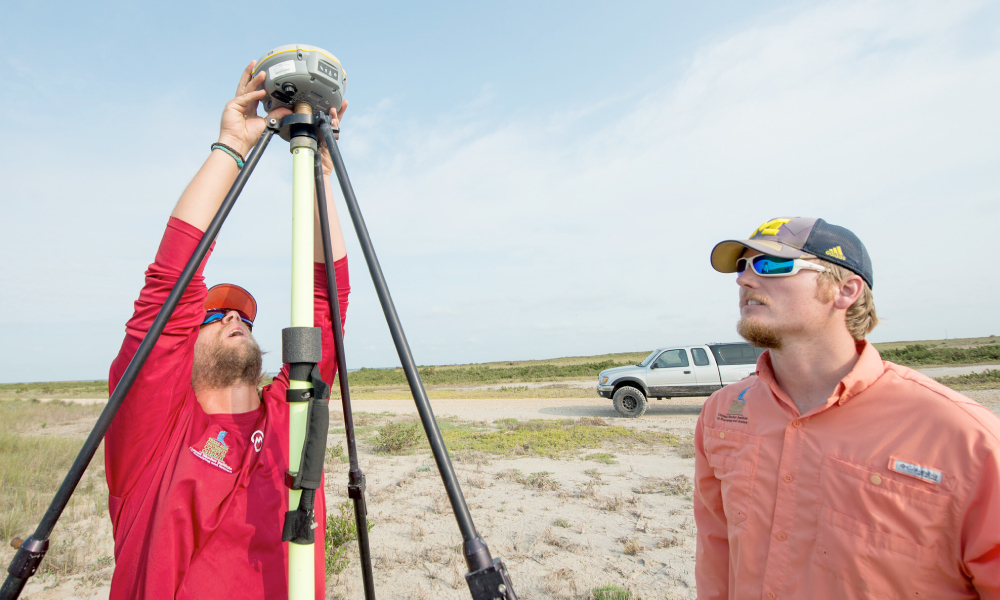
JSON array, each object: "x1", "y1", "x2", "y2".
[
  {"x1": 190, "y1": 430, "x2": 233, "y2": 473},
  {"x1": 251, "y1": 430, "x2": 264, "y2": 452}
]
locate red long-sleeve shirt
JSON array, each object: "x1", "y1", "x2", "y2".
[{"x1": 105, "y1": 217, "x2": 349, "y2": 600}]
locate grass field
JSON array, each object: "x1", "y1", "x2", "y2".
[
  {"x1": 3, "y1": 337, "x2": 998, "y2": 402},
  {"x1": 0, "y1": 399, "x2": 110, "y2": 577}
]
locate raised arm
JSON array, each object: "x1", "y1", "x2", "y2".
[{"x1": 171, "y1": 61, "x2": 292, "y2": 232}]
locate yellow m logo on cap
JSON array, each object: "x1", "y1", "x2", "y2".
[{"x1": 752, "y1": 218, "x2": 791, "y2": 238}]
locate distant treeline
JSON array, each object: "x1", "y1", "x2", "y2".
[
  {"x1": 880, "y1": 344, "x2": 1000, "y2": 367},
  {"x1": 340, "y1": 359, "x2": 637, "y2": 387}
]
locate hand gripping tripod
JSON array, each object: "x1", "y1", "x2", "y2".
[{"x1": 1, "y1": 46, "x2": 517, "y2": 600}]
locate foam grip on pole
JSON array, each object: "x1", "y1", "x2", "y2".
[{"x1": 282, "y1": 327, "x2": 322, "y2": 364}]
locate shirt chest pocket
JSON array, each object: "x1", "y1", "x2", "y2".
[
  {"x1": 813, "y1": 456, "x2": 955, "y2": 598},
  {"x1": 703, "y1": 426, "x2": 761, "y2": 529}
]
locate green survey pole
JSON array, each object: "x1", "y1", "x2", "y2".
[{"x1": 288, "y1": 111, "x2": 317, "y2": 599}]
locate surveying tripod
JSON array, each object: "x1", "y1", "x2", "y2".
[{"x1": 1, "y1": 45, "x2": 517, "y2": 600}]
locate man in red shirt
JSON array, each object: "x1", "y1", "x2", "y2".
[
  {"x1": 695, "y1": 217, "x2": 1000, "y2": 599},
  {"x1": 105, "y1": 62, "x2": 350, "y2": 599}
]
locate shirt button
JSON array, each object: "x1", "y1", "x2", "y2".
[
  {"x1": 776, "y1": 532, "x2": 787, "y2": 541},
  {"x1": 870, "y1": 474, "x2": 882, "y2": 485},
  {"x1": 767, "y1": 592, "x2": 776, "y2": 600},
  {"x1": 792, "y1": 420, "x2": 802, "y2": 428},
  {"x1": 719, "y1": 432, "x2": 726, "y2": 439},
  {"x1": 783, "y1": 474, "x2": 793, "y2": 483}
]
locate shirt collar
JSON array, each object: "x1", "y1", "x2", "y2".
[{"x1": 755, "y1": 340, "x2": 885, "y2": 414}]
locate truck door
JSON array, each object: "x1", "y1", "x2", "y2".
[
  {"x1": 690, "y1": 346, "x2": 722, "y2": 390},
  {"x1": 646, "y1": 348, "x2": 698, "y2": 397}
]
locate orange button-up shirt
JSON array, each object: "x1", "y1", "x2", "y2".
[{"x1": 694, "y1": 341, "x2": 1000, "y2": 599}]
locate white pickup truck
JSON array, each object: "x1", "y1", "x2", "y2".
[{"x1": 597, "y1": 343, "x2": 765, "y2": 417}]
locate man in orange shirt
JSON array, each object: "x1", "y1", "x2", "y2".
[{"x1": 695, "y1": 217, "x2": 1000, "y2": 599}]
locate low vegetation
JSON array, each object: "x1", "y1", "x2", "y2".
[
  {"x1": 0, "y1": 399, "x2": 109, "y2": 576},
  {"x1": 0, "y1": 381, "x2": 107, "y2": 401},
  {"x1": 879, "y1": 343, "x2": 1000, "y2": 367},
  {"x1": 935, "y1": 369, "x2": 1000, "y2": 390},
  {"x1": 339, "y1": 359, "x2": 638, "y2": 387},
  {"x1": 325, "y1": 500, "x2": 374, "y2": 576},
  {"x1": 9, "y1": 338, "x2": 1000, "y2": 404},
  {"x1": 371, "y1": 421, "x2": 422, "y2": 454},
  {"x1": 585, "y1": 452, "x2": 618, "y2": 464},
  {"x1": 592, "y1": 583, "x2": 637, "y2": 600},
  {"x1": 443, "y1": 418, "x2": 680, "y2": 458}
]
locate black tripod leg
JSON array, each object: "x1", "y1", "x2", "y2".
[
  {"x1": 317, "y1": 117, "x2": 517, "y2": 600},
  {"x1": 313, "y1": 150, "x2": 376, "y2": 600},
  {"x1": 0, "y1": 123, "x2": 278, "y2": 600}
]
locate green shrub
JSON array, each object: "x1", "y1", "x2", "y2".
[
  {"x1": 372, "y1": 421, "x2": 422, "y2": 454},
  {"x1": 325, "y1": 501, "x2": 374, "y2": 576}
]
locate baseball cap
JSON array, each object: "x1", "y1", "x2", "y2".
[
  {"x1": 204, "y1": 284, "x2": 258, "y2": 322},
  {"x1": 711, "y1": 217, "x2": 874, "y2": 289}
]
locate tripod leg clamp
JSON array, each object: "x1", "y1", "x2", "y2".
[
  {"x1": 465, "y1": 557, "x2": 517, "y2": 600},
  {"x1": 6, "y1": 537, "x2": 48, "y2": 579},
  {"x1": 348, "y1": 469, "x2": 366, "y2": 499}
]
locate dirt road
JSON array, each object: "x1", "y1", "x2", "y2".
[{"x1": 352, "y1": 386, "x2": 1000, "y2": 422}]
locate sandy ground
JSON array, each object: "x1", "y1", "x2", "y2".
[
  {"x1": 11, "y1": 382, "x2": 1000, "y2": 599},
  {"x1": 10, "y1": 397, "x2": 702, "y2": 600}
]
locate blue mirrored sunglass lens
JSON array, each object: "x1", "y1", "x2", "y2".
[
  {"x1": 202, "y1": 310, "x2": 253, "y2": 330},
  {"x1": 202, "y1": 313, "x2": 225, "y2": 325},
  {"x1": 753, "y1": 256, "x2": 794, "y2": 275}
]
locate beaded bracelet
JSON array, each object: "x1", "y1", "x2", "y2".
[{"x1": 210, "y1": 143, "x2": 245, "y2": 168}]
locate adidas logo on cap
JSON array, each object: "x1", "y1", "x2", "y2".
[{"x1": 825, "y1": 246, "x2": 846, "y2": 260}]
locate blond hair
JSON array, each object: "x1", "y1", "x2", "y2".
[{"x1": 816, "y1": 258, "x2": 878, "y2": 340}]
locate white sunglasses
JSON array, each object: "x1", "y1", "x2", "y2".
[{"x1": 737, "y1": 255, "x2": 829, "y2": 277}]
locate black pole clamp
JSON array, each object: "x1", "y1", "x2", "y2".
[
  {"x1": 347, "y1": 469, "x2": 366, "y2": 500},
  {"x1": 6, "y1": 538, "x2": 48, "y2": 580}
]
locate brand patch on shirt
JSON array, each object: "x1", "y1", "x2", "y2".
[
  {"x1": 888, "y1": 457, "x2": 942, "y2": 485},
  {"x1": 718, "y1": 387, "x2": 750, "y2": 425},
  {"x1": 190, "y1": 430, "x2": 234, "y2": 473},
  {"x1": 251, "y1": 430, "x2": 264, "y2": 453}
]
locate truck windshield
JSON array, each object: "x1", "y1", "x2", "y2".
[{"x1": 637, "y1": 350, "x2": 659, "y2": 367}]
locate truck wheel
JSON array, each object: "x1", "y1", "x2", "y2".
[{"x1": 613, "y1": 386, "x2": 647, "y2": 418}]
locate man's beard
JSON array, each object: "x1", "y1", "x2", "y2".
[
  {"x1": 737, "y1": 317, "x2": 782, "y2": 350},
  {"x1": 192, "y1": 332, "x2": 263, "y2": 391}
]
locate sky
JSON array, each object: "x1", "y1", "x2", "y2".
[{"x1": 2, "y1": 0, "x2": 999, "y2": 383}]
